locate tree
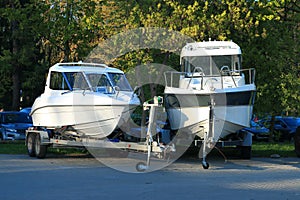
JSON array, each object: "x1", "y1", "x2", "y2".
[
  {"x1": 0, "y1": 0, "x2": 107, "y2": 109},
  {"x1": 0, "y1": 0, "x2": 298, "y2": 119},
  {"x1": 36, "y1": 0, "x2": 105, "y2": 64},
  {"x1": 252, "y1": 0, "x2": 300, "y2": 117},
  {"x1": 0, "y1": 0, "x2": 41, "y2": 110}
]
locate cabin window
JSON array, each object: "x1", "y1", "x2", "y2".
[
  {"x1": 108, "y1": 73, "x2": 132, "y2": 91},
  {"x1": 49, "y1": 72, "x2": 70, "y2": 90},
  {"x1": 86, "y1": 73, "x2": 114, "y2": 93},
  {"x1": 182, "y1": 55, "x2": 240, "y2": 76},
  {"x1": 97, "y1": 74, "x2": 114, "y2": 93},
  {"x1": 64, "y1": 72, "x2": 89, "y2": 90},
  {"x1": 87, "y1": 73, "x2": 102, "y2": 88},
  {"x1": 212, "y1": 56, "x2": 232, "y2": 70}
]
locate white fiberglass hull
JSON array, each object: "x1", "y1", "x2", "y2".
[
  {"x1": 167, "y1": 105, "x2": 252, "y2": 139},
  {"x1": 214, "y1": 105, "x2": 253, "y2": 139},
  {"x1": 31, "y1": 91, "x2": 139, "y2": 138},
  {"x1": 167, "y1": 107, "x2": 210, "y2": 134},
  {"x1": 164, "y1": 86, "x2": 255, "y2": 139}
]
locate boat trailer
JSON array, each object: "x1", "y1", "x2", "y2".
[
  {"x1": 25, "y1": 96, "x2": 252, "y2": 171},
  {"x1": 25, "y1": 96, "x2": 176, "y2": 172}
]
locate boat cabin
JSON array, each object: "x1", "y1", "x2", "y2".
[
  {"x1": 180, "y1": 41, "x2": 242, "y2": 77},
  {"x1": 44, "y1": 62, "x2": 132, "y2": 94}
]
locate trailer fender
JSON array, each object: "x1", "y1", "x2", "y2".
[
  {"x1": 38, "y1": 130, "x2": 50, "y2": 144},
  {"x1": 26, "y1": 129, "x2": 50, "y2": 145}
]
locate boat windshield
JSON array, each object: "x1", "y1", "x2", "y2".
[
  {"x1": 107, "y1": 73, "x2": 132, "y2": 91},
  {"x1": 64, "y1": 72, "x2": 89, "y2": 90},
  {"x1": 181, "y1": 55, "x2": 241, "y2": 76},
  {"x1": 87, "y1": 73, "x2": 114, "y2": 93},
  {"x1": 66, "y1": 72, "x2": 132, "y2": 93}
]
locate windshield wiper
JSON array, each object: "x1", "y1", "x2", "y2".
[{"x1": 61, "y1": 90, "x2": 73, "y2": 95}]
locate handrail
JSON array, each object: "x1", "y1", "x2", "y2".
[
  {"x1": 220, "y1": 66, "x2": 237, "y2": 88},
  {"x1": 164, "y1": 68, "x2": 255, "y2": 89},
  {"x1": 164, "y1": 71, "x2": 185, "y2": 87},
  {"x1": 187, "y1": 67, "x2": 204, "y2": 89}
]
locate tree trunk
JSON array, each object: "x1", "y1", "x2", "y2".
[
  {"x1": 268, "y1": 115, "x2": 275, "y2": 142},
  {"x1": 12, "y1": 66, "x2": 20, "y2": 111},
  {"x1": 10, "y1": 0, "x2": 21, "y2": 111},
  {"x1": 64, "y1": 40, "x2": 70, "y2": 62}
]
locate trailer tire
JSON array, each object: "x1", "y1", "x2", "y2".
[
  {"x1": 294, "y1": 126, "x2": 300, "y2": 157},
  {"x1": 26, "y1": 133, "x2": 36, "y2": 157},
  {"x1": 136, "y1": 162, "x2": 147, "y2": 172},
  {"x1": 35, "y1": 134, "x2": 47, "y2": 159},
  {"x1": 240, "y1": 146, "x2": 252, "y2": 159}
]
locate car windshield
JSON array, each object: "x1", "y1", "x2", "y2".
[{"x1": 3, "y1": 113, "x2": 32, "y2": 124}]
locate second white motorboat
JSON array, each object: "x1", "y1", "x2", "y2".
[{"x1": 164, "y1": 41, "x2": 256, "y2": 140}]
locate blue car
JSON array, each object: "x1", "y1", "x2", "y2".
[
  {"x1": 20, "y1": 107, "x2": 32, "y2": 114},
  {"x1": 243, "y1": 120, "x2": 270, "y2": 140},
  {"x1": 259, "y1": 116, "x2": 300, "y2": 141},
  {"x1": 0, "y1": 111, "x2": 33, "y2": 141}
]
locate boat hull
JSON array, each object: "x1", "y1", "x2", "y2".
[
  {"x1": 31, "y1": 91, "x2": 139, "y2": 138},
  {"x1": 164, "y1": 86, "x2": 255, "y2": 139}
]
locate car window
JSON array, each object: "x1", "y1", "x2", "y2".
[{"x1": 3, "y1": 113, "x2": 32, "y2": 124}]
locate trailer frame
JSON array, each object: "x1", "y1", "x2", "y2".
[
  {"x1": 25, "y1": 96, "x2": 175, "y2": 171},
  {"x1": 25, "y1": 95, "x2": 252, "y2": 170}
]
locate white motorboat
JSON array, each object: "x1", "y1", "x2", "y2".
[
  {"x1": 164, "y1": 41, "x2": 256, "y2": 140},
  {"x1": 30, "y1": 62, "x2": 140, "y2": 138}
]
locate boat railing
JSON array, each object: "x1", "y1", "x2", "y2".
[
  {"x1": 164, "y1": 68, "x2": 255, "y2": 89},
  {"x1": 234, "y1": 68, "x2": 256, "y2": 85},
  {"x1": 164, "y1": 71, "x2": 186, "y2": 88},
  {"x1": 220, "y1": 66, "x2": 237, "y2": 88},
  {"x1": 187, "y1": 67, "x2": 204, "y2": 90}
]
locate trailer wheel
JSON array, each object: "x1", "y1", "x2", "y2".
[
  {"x1": 35, "y1": 134, "x2": 47, "y2": 159},
  {"x1": 26, "y1": 133, "x2": 36, "y2": 157},
  {"x1": 202, "y1": 160, "x2": 209, "y2": 169},
  {"x1": 240, "y1": 146, "x2": 252, "y2": 159},
  {"x1": 294, "y1": 126, "x2": 300, "y2": 157},
  {"x1": 136, "y1": 162, "x2": 148, "y2": 172}
]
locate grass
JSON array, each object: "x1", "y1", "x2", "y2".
[
  {"x1": 0, "y1": 140, "x2": 27, "y2": 154},
  {"x1": 0, "y1": 140, "x2": 297, "y2": 158},
  {"x1": 0, "y1": 140, "x2": 88, "y2": 156},
  {"x1": 252, "y1": 141, "x2": 296, "y2": 157}
]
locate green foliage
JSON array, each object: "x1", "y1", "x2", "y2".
[
  {"x1": 0, "y1": 0, "x2": 299, "y2": 115},
  {"x1": 251, "y1": 0, "x2": 300, "y2": 116}
]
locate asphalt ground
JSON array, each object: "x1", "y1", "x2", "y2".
[{"x1": 0, "y1": 153, "x2": 300, "y2": 200}]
